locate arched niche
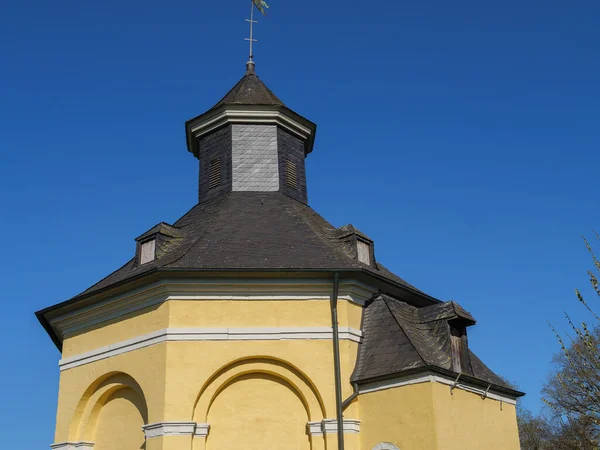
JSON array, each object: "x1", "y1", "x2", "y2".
[
  {"x1": 192, "y1": 356, "x2": 326, "y2": 422},
  {"x1": 192, "y1": 357, "x2": 326, "y2": 450},
  {"x1": 69, "y1": 371, "x2": 149, "y2": 449}
]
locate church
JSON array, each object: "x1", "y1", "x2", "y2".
[{"x1": 37, "y1": 54, "x2": 524, "y2": 450}]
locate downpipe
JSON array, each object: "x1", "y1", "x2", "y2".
[{"x1": 330, "y1": 272, "x2": 344, "y2": 450}]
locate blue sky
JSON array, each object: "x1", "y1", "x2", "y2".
[{"x1": 2, "y1": 0, "x2": 599, "y2": 446}]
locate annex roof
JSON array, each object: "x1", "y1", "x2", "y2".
[{"x1": 352, "y1": 293, "x2": 524, "y2": 396}]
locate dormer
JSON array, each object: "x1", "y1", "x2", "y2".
[
  {"x1": 445, "y1": 302, "x2": 476, "y2": 373},
  {"x1": 335, "y1": 224, "x2": 376, "y2": 267},
  {"x1": 134, "y1": 222, "x2": 183, "y2": 266}
]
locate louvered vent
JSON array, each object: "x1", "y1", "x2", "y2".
[
  {"x1": 285, "y1": 159, "x2": 298, "y2": 190},
  {"x1": 209, "y1": 158, "x2": 221, "y2": 189}
]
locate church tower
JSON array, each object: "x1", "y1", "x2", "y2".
[{"x1": 38, "y1": 59, "x2": 523, "y2": 450}]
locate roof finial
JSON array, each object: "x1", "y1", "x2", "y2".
[
  {"x1": 245, "y1": 0, "x2": 258, "y2": 72},
  {"x1": 244, "y1": 0, "x2": 269, "y2": 73}
]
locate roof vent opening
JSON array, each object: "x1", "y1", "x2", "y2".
[
  {"x1": 140, "y1": 239, "x2": 156, "y2": 265},
  {"x1": 357, "y1": 239, "x2": 371, "y2": 265},
  {"x1": 209, "y1": 157, "x2": 222, "y2": 189},
  {"x1": 285, "y1": 159, "x2": 298, "y2": 190}
]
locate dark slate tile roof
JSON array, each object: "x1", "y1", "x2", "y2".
[
  {"x1": 211, "y1": 72, "x2": 284, "y2": 110},
  {"x1": 78, "y1": 192, "x2": 418, "y2": 298},
  {"x1": 352, "y1": 294, "x2": 514, "y2": 391}
]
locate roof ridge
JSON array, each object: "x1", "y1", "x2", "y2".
[
  {"x1": 287, "y1": 197, "x2": 363, "y2": 267},
  {"x1": 380, "y1": 295, "x2": 429, "y2": 367},
  {"x1": 162, "y1": 193, "x2": 232, "y2": 268}
]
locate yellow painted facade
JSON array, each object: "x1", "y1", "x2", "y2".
[
  {"x1": 50, "y1": 287, "x2": 520, "y2": 450},
  {"x1": 359, "y1": 382, "x2": 520, "y2": 450}
]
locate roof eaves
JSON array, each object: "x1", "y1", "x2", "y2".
[
  {"x1": 36, "y1": 266, "x2": 441, "y2": 351},
  {"x1": 354, "y1": 365, "x2": 526, "y2": 398}
]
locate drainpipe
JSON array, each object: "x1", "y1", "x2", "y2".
[
  {"x1": 330, "y1": 272, "x2": 344, "y2": 450},
  {"x1": 342, "y1": 382, "x2": 359, "y2": 411}
]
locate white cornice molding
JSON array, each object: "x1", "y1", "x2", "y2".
[
  {"x1": 306, "y1": 419, "x2": 361, "y2": 436},
  {"x1": 142, "y1": 422, "x2": 208, "y2": 439},
  {"x1": 190, "y1": 108, "x2": 314, "y2": 142},
  {"x1": 358, "y1": 372, "x2": 517, "y2": 405},
  {"x1": 50, "y1": 443, "x2": 94, "y2": 450},
  {"x1": 50, "y1": 278, "x2": 374, "y2": 340},
  {"x1": 59, "y1": 326, "x2": 363, "y2": 371}
]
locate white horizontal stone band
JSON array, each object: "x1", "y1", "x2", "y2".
[
  {"x1": 59, "y1": 326, "x2": 363, "y2": 371},
  {"x1": 50, "y1": 443, "x2": 94, "y2": 450},
  {"x1": 358, "y1": 372, "x2": 517, "y2": 405},
  {"x1": 142, "y1": 422, "x2": 210, "y2": 439},
  {"x1": 307, "y1": 419, "x2": 361, "y2": 436}
]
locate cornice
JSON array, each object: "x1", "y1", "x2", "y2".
[
  {"x1": 186, "y1": 104, "x2": 317, "y2": 157},
  {"x1": 49, "y1": 278, "x2": 374, "y2": 342}
]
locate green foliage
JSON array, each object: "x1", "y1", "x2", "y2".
[{"x1": 518, "y1": 233, "x2": 600, "y2": 449}]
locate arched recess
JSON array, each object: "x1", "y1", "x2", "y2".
[
  {"x1": 192, "y1": 357, "x2": 327, "y2": 450},
  {"x1": 68, "y1": 372, "x2": 149, "y2": 446},
  {"x1": 192, "y1": 356, "x2": 326, "y2": 423}
]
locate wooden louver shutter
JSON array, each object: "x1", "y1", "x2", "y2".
[
  {"x1": 209, "y1": 158, "x2": 221, "y2": 189},
  {"x1": 286, "y1": 159, "x2": 298, "y2": 190}
]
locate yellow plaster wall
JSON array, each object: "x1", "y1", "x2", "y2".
[
  {"x1": 94, "y1": 388, "x2": 146, "y2": 450},
  {"x1": 206, "y1": 372, "x2": 310, "y2": 450},
  {"x1": 431, "y1": 382, "x2": 520, "y2": 450},
  {"x1": 54, "y1": 296, "x2": 363, "y2": 449},
  {"x1": 61, "y1": 297, "x2": 363, "y2": 359},
  {"x1": 359, "y1": 383, "x2": 438, "y2": 450},
  {"x1": 168, "y1": 299, "x2": 335, "y2": 328},
  {"x1": 54, "y1": 343, "x2": 166, "y2": 443},
  {"x1": 359, "y1": 381, "x2": 520, "y2": 450},
  {"x1": 62, "y1": 303, "x2": 170, "y2": 357}
]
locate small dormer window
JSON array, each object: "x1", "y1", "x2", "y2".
[
  {"x1": 140, "y1": 239, "x2": 156, "y2": 265},
  {"x1": 357, "y1": 239, "x2": 371, "y2": 265}
]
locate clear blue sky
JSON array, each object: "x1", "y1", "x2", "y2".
[{"x1": 2, "y1": 0, "x2": 599, "y2": 446}]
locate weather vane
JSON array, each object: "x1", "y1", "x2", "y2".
[{"x1": 245, "y1": 0, "x2": 270, "y2": 64}]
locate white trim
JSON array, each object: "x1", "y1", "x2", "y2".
[
  {"x1": 191, "y1": 109, "x2": 313, "y2": 142},
  {"x1": 142, "y1": 422, "x2": 198, "y2": 439},
  {"x1": 372, "y1": 443, "x2": 400, "y2": 450},
  {"x1": 59, "y1": 326, "x2": 363, "y2": 371},
  {"x1": 194, "y1": 423, "x2": 210, "y2": 437},
  {"x1": 50, "y1": 443, "x2": 94, "y2": 450},
  {"x1": 358, "y1": 371, "x2": 517, "y2": 405},
  {"x1": 50, "y1": 278, "x2": 374, "y2": 339},
  {"x1": 307, "y1": 421, "x2": 323, "y2": 436},
  {"x1": 306, "y1": 419, "x2": 361, "y2": 436}
]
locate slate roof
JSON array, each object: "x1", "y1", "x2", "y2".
[
  {"x1": 211, "y1": 70, "x2": 284, "y2": 110},
  {"x1": 78, "y1": 192, "x2": 420, "y2": 298},
  {"x1": 352, "y1": 294, "x2": 522, "y2": 395}
]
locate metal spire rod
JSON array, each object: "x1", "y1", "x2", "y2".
[{"x1": 245, "y1": 0, "x2": 258, "y2": 61}]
